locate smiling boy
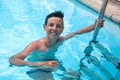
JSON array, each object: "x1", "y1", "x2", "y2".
[{"x1": 9, "y1": 11, "x2": 104, "y2": 80}]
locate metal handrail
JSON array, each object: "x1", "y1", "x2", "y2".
[{"x1": 92, "y1": 0, "x2": 108, "y2": 41}]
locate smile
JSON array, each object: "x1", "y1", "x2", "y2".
[{"x1": 50, "y1": 30, "x2": 58, "y2": 35}]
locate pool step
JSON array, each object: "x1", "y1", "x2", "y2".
[
  {"x1": 86, "y1": 56, "x2": 114, "y2": 80},
  {"x1": 94, "y1": 42, "x2": 120, "y2": 80},
  {"x1": 80, "y1": 56, "x2": 113, "y2": 80},
  {"x1": 80, "y1": 65, "x2": 103, "y2": 80},
  {"x1": 94, "y1": 42, "x2": 120, "y2": 68}
]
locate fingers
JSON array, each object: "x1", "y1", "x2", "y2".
[
  {"x1": 96, "y1": 19, "x2": 105, "y2": 27},
  {"x1": 44, "y1": 61, "x2": 58, "y2": 67},
  {"x1": 51, "y1": 61, "x2": 58, "y2": 66}
]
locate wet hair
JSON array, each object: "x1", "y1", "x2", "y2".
[{"x1": 44, "y1": 11, "x2": 64, "y2": 25}]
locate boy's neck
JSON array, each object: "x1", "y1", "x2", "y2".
[{"x1": 44, "y1": 36, "x2": 58, "y2": 47}]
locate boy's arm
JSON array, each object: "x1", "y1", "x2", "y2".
[
  {"x1": 9, "y1": 41, "x2": 58, "y2": 70},
  {"x1": 9, "y1": 51, "x2": 57, "y2": 67},
  {"x1": 9, "y1": 41, "x2": 39, "y2": 67},
  {"x1": 64, "y1": 19, "x2": 104, "y2": 40},
  {"x1": 64, "y1": 24, "x2": 95, "y2": 39}
]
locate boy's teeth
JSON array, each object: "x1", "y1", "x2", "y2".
[
  {"x1": 52, "y1": 32, "x2": 57, "y2": 34},
  {"x1": 51, "y1": 31, "x2": 57, "y2": 34}
]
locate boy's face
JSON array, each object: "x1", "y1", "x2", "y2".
[{"x1": 44, "y1": 17, "x2": 64, "y2": 39}]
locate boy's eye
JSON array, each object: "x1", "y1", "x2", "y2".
[
  {"x1": 47, "y1": 23, "x2": 63, "y2": 28},
  {"x1": 48, "y1": 23, "x2": 54, "y2": 26},
  {"x1": 56, "y1": 24, "x2": 62, "y2": 28}
]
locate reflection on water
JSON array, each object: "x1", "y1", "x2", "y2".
[
  {"x1": 27, "y1": 70, "x2": 54, "y2": 80},
  {"x1": 0, "y1": 0, "x2": 120, "y2": 80}
]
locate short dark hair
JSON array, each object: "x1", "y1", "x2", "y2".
[{"x1": 44, "y1": 11, "x2": 64, "y2": 25}]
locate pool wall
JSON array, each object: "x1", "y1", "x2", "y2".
[{"x1": 78, "y1": 0, "x2": 120, "y2": 25}]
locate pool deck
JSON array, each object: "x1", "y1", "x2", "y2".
[{"x1": 78, "y1": 0, "x2": 120, "y2": 25}]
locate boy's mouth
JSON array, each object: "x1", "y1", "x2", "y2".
[{"x1": 50, "y1": 30, "x2": 58, "y2": 35}]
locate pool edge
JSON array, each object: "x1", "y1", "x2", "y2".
[{"x1": 77, "y1": 0, "x2": 120, "y2": 26}]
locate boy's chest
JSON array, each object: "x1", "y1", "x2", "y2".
[{"x1": 27, "y1": 49, "x2": 55, "y2": 62}]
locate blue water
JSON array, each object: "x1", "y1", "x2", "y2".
[{"x1": 0, "y1": 0, "x2": 120, "y2": 80}]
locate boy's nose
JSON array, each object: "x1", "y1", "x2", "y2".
[{"x1": 53, "y1": 25, "x2": 57, "y2": 30}]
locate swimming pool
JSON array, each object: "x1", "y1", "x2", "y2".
[{"x1": 0, "y1": 0, "x2": 120, "y2": 80}]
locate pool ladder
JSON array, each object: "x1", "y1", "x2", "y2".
[
  {"x1": 78, "y1": 0, "x2": 120, "y2": 79},
  {"x1": 79, "y1": 41, "x2": 120, "y2": 80}
]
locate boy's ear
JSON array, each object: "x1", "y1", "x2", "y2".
[{"x1": 43, "y1": 24, "x2": 47, "y2": 31}]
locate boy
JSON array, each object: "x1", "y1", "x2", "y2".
[{"x1": 9, "y1": 11, "x2": 104, "y2": 80}]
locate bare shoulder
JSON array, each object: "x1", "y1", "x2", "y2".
[
  {"x1": 27, "y1": 38, "x2": 42, "y2": 49},
  {"x1": 12, "y1": 39, "x2": 41, "y2": 56},
  {"x1": 57, "y1": 36, "x2": 65, "y2": 42},
  {"x1": 32, "y1": 39, "x2": 42, "y2": 44}
]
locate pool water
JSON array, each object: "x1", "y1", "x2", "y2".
[{"x1": 0, "y1": 0, "x2": 120, "y2": 80}]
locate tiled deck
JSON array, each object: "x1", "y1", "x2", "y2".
[{"x1": 78, "y1": 0, "x2": 120, "y2": 25}]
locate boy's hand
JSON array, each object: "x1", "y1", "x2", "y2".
[
  {"x1": 29, "y1": 61, "x2": 58, "y2": 71},
  {"x1": 96, "y1": 19, "x2": 105, "y2": 28},
  {"x1": 43, "y1": 60, "x2": 58, "y2": 67}
]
